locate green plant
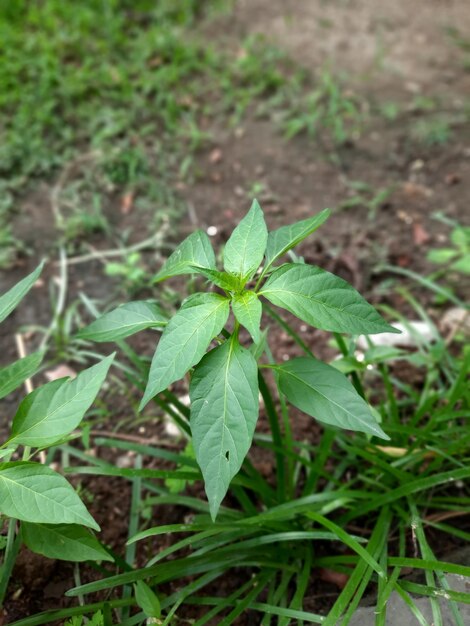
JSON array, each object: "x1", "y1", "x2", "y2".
[
  {"x1": 221, "y1": 33, "x2": 296, "y2": 122},
  {"x1": 0, "y1": 190, "x2": 25, "y2": 269},
  {"x1": 0, "y1": 265, "x2": 115, "y2": 608},
  {"x1": 444, "y1": 25, "x2": 470, "y2": 71},
  {"x1": 0, "y1": 226, "x2": 23, "y2": 269},
  {"x1": 9, "y1": 205, "x2": 469, "y2": 624},
  {"x1": 427, "y1": 222, "x2": 470, "y2": 276},
  {"x1": 62, "y1": 198, "x2": 109, "y2": 245},
  {"x1": 60, "y1": 201, "x2": 470, "y2": 625},
  {"x1": 105, "y1": 251, "x2": 149, "y2": 294},
  {"x1": 337, "y1": 179, "x2": 394, "y2": 219},
  {"x1": 82, "y1": 200, "x2": 396, "y2": 518},
  {"x1": 379, "y1": 101, "x2": 400, "y2": 121},
  {"x1": 412, "y1": 117, "x2": 452, "y2": 145},
  {"x1": 283, "y1": 70, "x2": 363, "y2": 145},
  {"x1": 64, "y1": 612, "x2": 104, "y2": 626}
]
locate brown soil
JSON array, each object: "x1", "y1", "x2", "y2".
[{"x1": 1, "y1": 0, "x2": 470, "y2": 623}]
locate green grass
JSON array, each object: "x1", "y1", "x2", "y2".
[
  {"x1": 445, "y1": 25, "x2": 470, "y2": 71},
  {"x1": 427, "y1": 215, "x2": 470, "y2": 278},
  {"x1": 0, "y1": 1, "x2": 220, "y2": 181},
  {"x1": 0, "y1": 2, "x2": 378, "y2": 215},
  {"x1": 336, "y1": 179, "x2": 394, "y2": 219},
  {"x1": 0, "y1": 0, "x2": 305, "y2": 193},
  {"x1": 281, "y1": 69, "x2": 364, "y2": 146},
  {"x1": 0, "y1": 1, "x2": 219, "y2": 265},
  {"x1": 0, "y1": 0, "x2": 314, "y2": 268},
  {"x1": 411, "y1": 117, "x2": 453, "y2": 146},
  {"x1": 4, "y1": 1, "x2": 467, "y2": 272}
]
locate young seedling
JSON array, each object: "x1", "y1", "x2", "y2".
[{"x1": 82, "y1": 200, "x2": 398, "y2": 520}]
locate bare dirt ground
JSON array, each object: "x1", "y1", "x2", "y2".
[{"x1": 189, "y1": 0, "x2": 470, "y2": 290}]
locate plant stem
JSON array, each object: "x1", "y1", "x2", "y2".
[
  {"x1": 0, "y1": 518, "x2": 21, "y2": 607},
  {"x1": 263, "y1": 303, "x2": 314, "y2": 357},
  {"x1": 264, "y1": 342, "x2": 295, "y2": 498},
  {"x1": 39, "y1": 247, "x2": 68, "y2": 351},
  {"x1": 333, "y1": 332, "x2": 366, "y2": 399},
  {"x1": 73, "y1": 564, "x2": 85, "y2": 607},
  {"x1": 254, "y1": 265, "x2": 270, "y2": 292},
  {"x1": 378, "y1": 363, "x2": 399, "y2": 426},
  {"x1": 258, "y1": 370, "x2": 286, "y2": 502},
  {"x1": 279, "y1": 391, "x2": 295, "y2": 499},
  {"x1": 121, "y1": 454, "x2": 142, "y2": 620}
]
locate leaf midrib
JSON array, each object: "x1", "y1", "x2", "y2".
[
  {"x1": 217, "y1": 340, "x2": 235, "y2": 490},
  {"x1": 267, "y1": 223, "x2": 312, "y2": 266},
  {"x1": 91, "y1": 317, "x2": 165, "y2": 331},
  {"x1": 156, "y1": 299, "x2": 228, "y2": 382},
  {"x1": 11, "y1": 374, "x2": 97, "y2": 441},
  {"x1": 261, "y1": 281, "x2": 383, "y2": 329},
  {"x1": 236, "y1": 211, "x2": 256, "y2": 278},
  {"x1": 279, "y1": 367, "x2": 376, "y2": 430},
  {"x1": 0, "y1": 470, "x2": 89, "y2": 524},
  {"x1": 104, "y1": 306, "x2": 164, "y2": 324},
  {"x1": 0, "y1": 354, "x2": 41, "y2": 396},
  {"x1": 158, "y1": 234, "x2": 213, "y2": 278},
  {"x1": 235, "y1": 293, "x2": 255, "y2": 324}
]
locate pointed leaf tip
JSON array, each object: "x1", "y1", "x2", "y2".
[
  {"x1": 153, "y1": 230, "x2": 216, "y2": 282},
  {"x1": 261, "y1": 263, "x2": 396, "y2": 336},
  {"x1": 265, "y1": 208, "x2": 331, "y2": 269},
  {"x1": 277, "y1": 357, "x2": 389, "y2": 440},
  {"x1": 223, "y1": 200, "x2": 268, "y2": 282},
  {"x1": 190, "y1": 339, "x2": 259, "y2": 518}
]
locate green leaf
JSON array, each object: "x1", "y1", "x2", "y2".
[
  {"x1": 190, "y1": 338, "x2": 259, "y2": 519},
  {"x1": 451, "y1": 254, "x2": 470, "y2": 274},
  {"x1": 77, "y1": 301, "x2": 167, "y2": 342},
  {"x1": 232, "y1": 291, "x2": 262, "y2": 342},
  {"x1": 223, "y1": 199, "x2": 268, "y2": 281},
  {"x1": 364, "y1": 345, "x2": 405, "y2": 363},
  {"x1": 22, "y1": 523, "x2": 113, "y2": 562},
  {"x1": 250, "y1": 328, "x2": 268, "y2": 361},
  {"x1": 9, "y1": 354, "x2": 114, "y2": 447},
  {"x1": 153, "y1": 230, "x2": 216, "y2": 282},
  {"x1": 265, "y1": 209, "x2": 330, "y2": 269},
  {"x1": 190, "y1": 266, "x2": 242, "y2": 292},
  {"x1": 0, "y1": 351, "x2": 44, "y2": 400},
  {"x1": 260, "y1": 263, "x2": 398, "y2": 335},
  {"x1": 275, "y1": 357, "x2": 389, "y2": 439},
  {"x1": 134, "y1": 581, "x2": 161, "y2": 618},
  {"x1": 0, "y1": 449, "x2": 15, "y2": 460},
  {"x1": 65, "y1": 613, "x2": 104, "y2": 626},
  {"x1": 0, "y1": 262, "x2": 43, "y2": 324},
  {"x1": 8, "y1": 376, "x2": 67, "y2": 440},
  {"x1": 0, "y1": 462, "x2": 99, "y2": 529},
  {"x1": 427, "y1": 249, "x2": 457, "y2": 264},
  {"x1": 140, "y1": 293, "x2": 230, "y2": 408},
  {"x1": 450, "y1": 227, "x2": 469, "y2": 249}
]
